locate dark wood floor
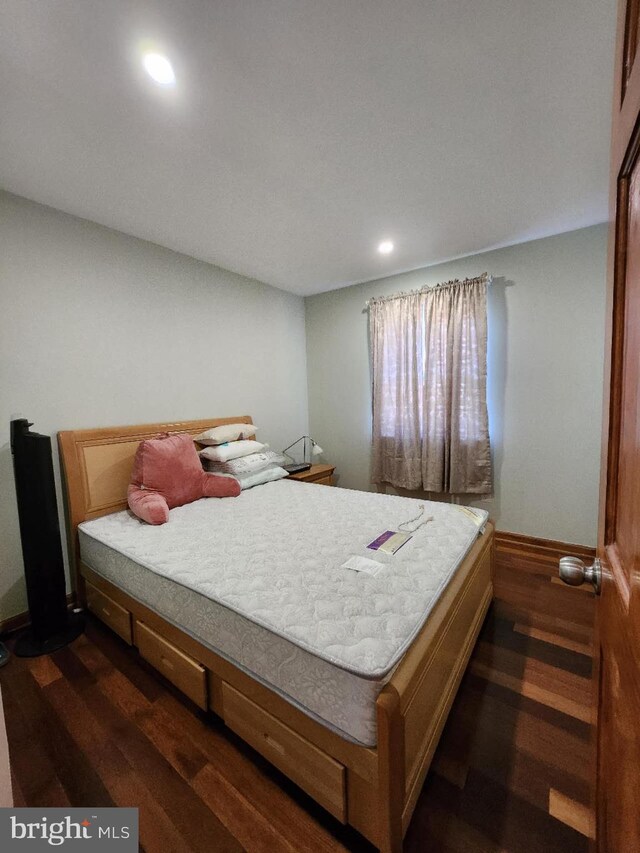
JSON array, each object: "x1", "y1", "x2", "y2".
[{"x1": 0, "y1": 583, "x2": 594, "y2": 853}]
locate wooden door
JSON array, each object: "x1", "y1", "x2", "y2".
[{"x1": 596, "y1": 0, "x2": 640, "y2": 848}]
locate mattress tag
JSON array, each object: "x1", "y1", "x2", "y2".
[
  {"x1": 341, "y1": 556, "x2": 384, "y2": 576},
  {"x1": 367, "y1": 530, "x2": 413, "y2": 555},
  {"x1": 457, "y1": 506, "x2": 486, "y2": 531},
  {"x1": 456, "y1": 506, "x2": 482, "y2": 524}
]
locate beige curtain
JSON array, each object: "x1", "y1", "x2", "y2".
[{"x1": 370, "y1": 275, "x2": 492, "y2": 494}]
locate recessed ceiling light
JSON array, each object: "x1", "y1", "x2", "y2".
[
  {"x1": 142, "y1": 52, "x2": 175, "y2": 86},
  {"x1": 378, "y1": 240, "x2": 394, "y2": 255}
]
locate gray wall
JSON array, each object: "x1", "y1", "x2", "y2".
[
  {"x1": 0, "y1": 192, "x2": 309, "y2": 621},
  {"x1": 305, "y1": 225, "x2": 607, "y2": 546}
]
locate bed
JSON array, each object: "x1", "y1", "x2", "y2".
[{"x1": 58, "y1": 416, "x2": 494, "y2": 852}]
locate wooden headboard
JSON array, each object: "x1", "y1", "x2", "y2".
[{"x1": 58, "y1": 416, "x2": 253, "y2": 591}]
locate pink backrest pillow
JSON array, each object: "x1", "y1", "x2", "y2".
[{"x1": 127, "y1": 432, "x2": 240, "y2": 525}]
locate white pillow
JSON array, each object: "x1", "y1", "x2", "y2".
[
  {"x1": 199, "y1": 439, "x2": 266, "y2": 463},
  {"x1": 193, "y1": 423, "x2": 258, "y2": 446},
  {"x1": 218, "y1": 466, "x2": 289, "y2": 490},
  {"x1": 203, "y1": 450, "x2": 287, "y2": 476}
]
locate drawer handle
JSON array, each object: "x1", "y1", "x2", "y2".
[
  {"x1": 160, "y1": 655, "x2": 174, "y2": 671},
  {"x1": 263, "y1": 733, "x2": 285, "y2": 756},
  {"x1": 102, "y1": 607, "x2": 111, "y2": 617}
]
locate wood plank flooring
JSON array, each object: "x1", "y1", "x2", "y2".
[{"x1": 0, "y1": 589, "x2": 594, "y2": 853}]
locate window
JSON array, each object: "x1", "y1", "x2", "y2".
[{"x1": 369, "y1": 276, "x2": 492, "y2": 494}]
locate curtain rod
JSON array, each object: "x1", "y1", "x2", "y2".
[{"x1": 365, "y1": 272, "x2": 492, "y2": 308}]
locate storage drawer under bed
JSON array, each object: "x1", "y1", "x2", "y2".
[
  {"x1": 221, "y1": 681, "x2": 347, "y2": 822},
  {"x1": 134, "y1": 620, "x2": 208, "y2": 710},
  {"x1": 85, "y1": 581, "x2": 133, "y2": 644}
]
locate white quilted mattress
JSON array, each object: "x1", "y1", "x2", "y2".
[{"x1": 79, "y1": 480, "x2": 487, "y2": 745}]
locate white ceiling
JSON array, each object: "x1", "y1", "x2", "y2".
[{"x1": 0, "y1": 1, "x2": 616, "y2": 296}]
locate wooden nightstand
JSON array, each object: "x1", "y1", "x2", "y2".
[{"x1": 287, "y1": 463, "x2": 335, "y2": 485}]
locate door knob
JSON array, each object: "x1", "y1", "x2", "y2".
[{"x1": 558, "y1": 556, "x2": 601, "y2": 595}]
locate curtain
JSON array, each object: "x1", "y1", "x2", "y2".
[{"x1": 370, "y1": 276, "x2": 492, "y2": 494}]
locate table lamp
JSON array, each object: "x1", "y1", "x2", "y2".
[{"x1": 281, "y1": 435, "x2": 324, "y2": 473}]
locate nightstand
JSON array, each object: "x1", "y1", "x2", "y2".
[{"x1": 287, "y1": 463, "x2": 335, "y2": 485}]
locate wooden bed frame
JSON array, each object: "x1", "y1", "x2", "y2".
[{"x1": 58, "y1": 416, "x2": 494, "y2": 852}]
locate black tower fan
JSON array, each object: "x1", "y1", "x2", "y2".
[{"x1": 10, "y1": 418, "x2": 84, "y2": 656}]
